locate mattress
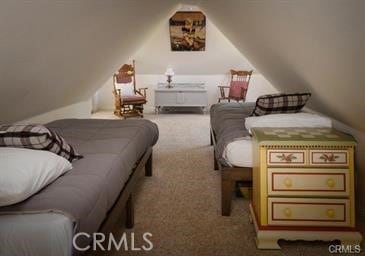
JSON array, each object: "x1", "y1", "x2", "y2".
[
  {"x1": 0, "y1": 213, "x2": 73, "y2": 256},
  {"x1": 222, "y1": 137, "x2": 253, "y2": 167},
  {"x1": 0, "y1": 119, "x2": 159, "y2": 255}
]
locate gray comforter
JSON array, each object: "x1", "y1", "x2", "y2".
[
  {"x1": 0, "y1": 119, "x2": 158, "y2": 245},
  {"x1": 210, "y1": 103, "x2": 255, "y2": 166}
]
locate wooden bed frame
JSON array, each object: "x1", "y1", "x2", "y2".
[
  {"x1": 81, "y1": 147, "x2": 153, "y2": 255},
  {"x1": 99, "y1": 146, "x2": 153, "y2": 232},
  {"x1": 210, "y1": 128, "x2": 252, "y2": 216}
]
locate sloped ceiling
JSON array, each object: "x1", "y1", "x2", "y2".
[
  {"x1": 132, "y1": 15, "x2": 252, "y2": 74},
  {"x1": 1, "y1": 1, "x2": 364, "y2": 132},
  {"x1": 198, "y1": 0, "x2": 365, "y2": 131},
  {"x1": 0, "y1": 0, "x2": 180, "y2": 123}
]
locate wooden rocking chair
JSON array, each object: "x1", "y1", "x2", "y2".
[
  {"x1": 218, "y1": 69, "x2": 253, "y2": 102},
  {"x1": 113, "y1": 60, "x2": 147, "y2": 118}
]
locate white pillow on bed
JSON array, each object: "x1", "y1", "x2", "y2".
[
  {"x1": 245, "y1": 112, "x2": 332, "y2": 133},
  {"x1": 0, "y1": 147, "x2": 72, "y2": 207}
]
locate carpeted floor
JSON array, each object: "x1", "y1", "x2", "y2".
[{"x1": 91, "y1": 112, "x2": 364, "y2": 256}]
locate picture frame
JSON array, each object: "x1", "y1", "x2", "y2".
[{"x1": 169, "y1": 11, "x2": 206, "y2": 51}]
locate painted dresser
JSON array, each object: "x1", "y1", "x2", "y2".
[{"x1": 250, "y1": 127, "x2": 363, "y2": 249}]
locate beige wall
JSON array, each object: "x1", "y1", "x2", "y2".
[
  {"x1": 332, "y1": 121, "x2": 365, "y2": 219},
  {"x1": 0, "y1": 1, "x2": 180, "y2": 123},
  {"x1": 132, "y1": 14, "x2": 251, "y2": 74},
  {"x1": 20, "y1": 100, "x2": 91, "y2": 124},
  {"x1": 95, "y1": 15, "x2": 277, "y2": 111},
  {"x1": 198, "y1": 0, "x2": 365, "y2": 132}
]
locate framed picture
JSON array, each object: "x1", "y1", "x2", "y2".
[{"x1": 169, "y1": 11, "x2": 206, "y2": 51}]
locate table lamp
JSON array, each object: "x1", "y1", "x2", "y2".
[{"x1": 165, "y1": 68, "x2": 174, "y2": 88}]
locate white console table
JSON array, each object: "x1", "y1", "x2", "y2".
[{"x1": 154, "y1": 83, "x2": 208, "y2": 112}]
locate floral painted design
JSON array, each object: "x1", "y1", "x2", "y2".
[
  {"x1": 276, "y1": 153, "x2": 297, "y2": 163},
  {"x1": 320, "y1": 153, "x2": 339, "y2": 162}
]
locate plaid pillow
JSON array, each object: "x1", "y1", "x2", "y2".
[
  {"x1": 251, "y1": 93, "x2": 311, "y2": 116},
  {"x1": 0, "y1": 124, "x2": 83, "y2": 162}
]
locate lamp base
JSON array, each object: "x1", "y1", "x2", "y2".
[{"x1": 166, "y1": 75, "x2": 172, "y2": 88}]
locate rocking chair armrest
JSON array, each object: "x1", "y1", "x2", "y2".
[
  {"x1": 136, "y1": 87, "x2": 148, "y2": 97},
  {"x1": 137, "y1": 87, "x2": 148, "y2": 92},
  {"x1": 113, "y1": 89, "x2": 123, "y2": 107},
  {"x1": 113, "y1": 88, "x2": 121, "y2": 95},
  {"x1": 218, "y1": 85, "x2": 230, "y2": 98}
]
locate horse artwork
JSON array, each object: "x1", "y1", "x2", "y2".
[{"x1": 169, "y1": 11, "x2": 206, "y2": 51}]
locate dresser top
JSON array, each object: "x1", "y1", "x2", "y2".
[
  {"x1": 155, "y1": 83, "x2": 206, "y2": 92},
  {"x1": 251, "y1": 127, "x2": 356, "y2": 146}
]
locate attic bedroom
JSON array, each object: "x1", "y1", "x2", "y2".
[{"x1": 0, "y1": 1, "x2": 364, "y2": 255}]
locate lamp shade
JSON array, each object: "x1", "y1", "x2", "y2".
[{"x1": 165, "y1": 68, "x2": 174, "y2": 76}]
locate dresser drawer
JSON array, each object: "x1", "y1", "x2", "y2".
[
  {"x1": 310, "y1": 150, "x2": 349, "y2": 166},
  {"x1": 154, "y1": 90, "x2": 208, "y2": 107},
  {"x1": 268, "y1": 198, "x2": 350, "y2": 227},
  {"x1": 268, "y1": 168, "x2": 349, "y2": 197},
  {"x1": 267, "y1": 149, "x2": 306, "y2": 166}
]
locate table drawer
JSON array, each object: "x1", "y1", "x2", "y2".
[
  {"x1": 268, "y1": 198, "x2": 350, "y2": 227},
  {"x1": 268, "y1": 168, "x2": 349, "y2": 197},
  {"x1": 310, "y1": 150, "x2": 349, "y2": 166},
  {"x1": 267, "y1": 149, "x2": 306, "y2": 166}
]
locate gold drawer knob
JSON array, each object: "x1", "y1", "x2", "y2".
[
  {"x1": 326, "y1": 178, "x2": 336, "y2": 188},
  {"x1": 284, "y1": 178, "x2": 293, "y2": 188},
  {"x1": 326, "y1": 209, "x2": 336, "y2": 218},
  {"x1": 283, "y1": 208, "x2": 292, "y2": 218}
]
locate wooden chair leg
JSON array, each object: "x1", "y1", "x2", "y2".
[
  {"x1": 145, "y1": 152, "x2": 152, "y2": 177},
  {"x1": 114, "y1": 109, "x2": 122, "y2": 118},
  {"x1": 125, "y1": 195, "x2": 134, "y2": 228},
  {"x1": 222, "y1": 177, "x2": 234, "y2": 216}
]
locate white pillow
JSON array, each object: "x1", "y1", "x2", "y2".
[
  {"x1": 245, "y1": 112, "x2": 332, "y2": 133},
  {"x1": 0, "y1": 148, "x2": 72, "y2": 206},
  {"x1": 115, "y1": 82, "x2": 135, "y2": 96}
]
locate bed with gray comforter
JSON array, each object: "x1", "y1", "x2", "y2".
[
  {"x1": 210, "y1": 103, "x2": 255, "y2": 216},
  {"x1": 0, "y1": 119, "x2": 159, "y2": 256}
]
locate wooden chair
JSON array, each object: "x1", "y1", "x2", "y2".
[
  {"x1": 113, "y1": 60, "x2": 147, "y2": 118},
  {"x1": 218, "y1": 69, "x2": 253, "y2": 103}
]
